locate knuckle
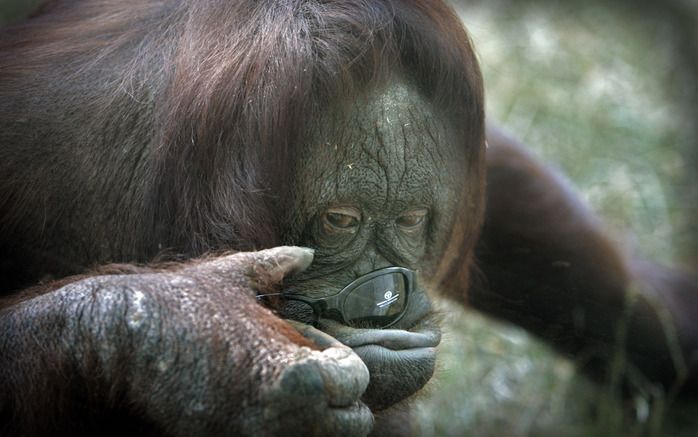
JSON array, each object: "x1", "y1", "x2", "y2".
[
  {"x1": 313, "y1": 347, "x2": 370, "y2": 407},
  {"x1": 256, "y1": 349, "x2": 372, "y2": 437},
  {"x1": 275, "y1": 347, "x2": 369, "y2": 408}
]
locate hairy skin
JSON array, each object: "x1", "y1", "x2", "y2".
[
  {"x1": 0, "y1": 1, "x2": 486, "y2": 434},
  {"x1": 1, "y1": 247, "x2": 373, "y2": 436}
]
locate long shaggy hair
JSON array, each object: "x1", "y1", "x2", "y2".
[{"x1": 0, "y1": 0, "x2": 484, "y2": 290}]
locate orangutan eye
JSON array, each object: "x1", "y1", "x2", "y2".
[
  {"x1": 396, "y1": 208, "x2": 428, "y2": 231},
  {"x1": 322, "y1": 207, "x2": 361, "y2": 232}
]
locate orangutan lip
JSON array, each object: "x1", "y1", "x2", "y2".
[
  {"x1": 328, "y1": 400, "x2": 365, "y2": 410},
  {"x1": 336, "y1": 327, "x2": 441, "y2": 351}
]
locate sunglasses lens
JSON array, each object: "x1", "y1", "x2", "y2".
[{"x1": 343, "y1": 272, "x2": 408, "y2": 327}]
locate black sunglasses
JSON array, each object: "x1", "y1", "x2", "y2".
[{"x1": 257, "y1": 266, "x2": 415, "y2": 328}]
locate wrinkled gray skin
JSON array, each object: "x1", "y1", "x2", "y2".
[
  {"x1": 282, "y1": 81, "x2": 462, "y2": 411},
  {"x1": 0, "y1": 82, "x2": 461, "y2": 436}
]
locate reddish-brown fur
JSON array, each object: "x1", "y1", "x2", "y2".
[
  {"x1": 0, "y1": 0, "x2": 484, "y2": 292},
  {"x1": 1, "y1": 2, "x2": 483, "y2": 433}
]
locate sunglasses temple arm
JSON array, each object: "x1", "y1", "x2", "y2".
[
  {"x1": 256, "y1": 293, "x2": 321, "y2": 307},
  {"x1": 255, "y1": 292, "x2": 285, "y2": 299}
]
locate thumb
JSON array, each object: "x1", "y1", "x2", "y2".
[
  {"x1": 242, "y1": 246, "x2": 315, "y2": 286},
  {"x1": 182, "y1": 246, "x2": 314, "y2": 291}
]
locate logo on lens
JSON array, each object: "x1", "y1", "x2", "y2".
[{"x1": 377, "y1": 290, "x2": 399, "y2": 308}]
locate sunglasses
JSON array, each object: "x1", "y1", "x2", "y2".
[{"x1": 257, "y1": 266, "x2": 415, "y2": 328}]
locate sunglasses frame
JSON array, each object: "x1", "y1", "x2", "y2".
[{"x1": 269, "y1": 266, "x2": 416, "y2": 328}]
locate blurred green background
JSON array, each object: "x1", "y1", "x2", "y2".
[
  {"x1": 2, "y1": 0, "x2": 696, "y2": 435},
  {"x1": 418, "y1": 1, "x2": 698, "y2": 436}
]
